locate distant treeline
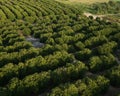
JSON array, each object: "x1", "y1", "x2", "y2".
[{"x1": 91, "y1": 1, "x2": 120, "y2": 14}]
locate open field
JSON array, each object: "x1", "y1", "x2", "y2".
[
  {"x1": 68, "y1": 0, "x2": 109, "y2": 4},
  {"x1": 56, "y1": 0, "x2": 109, "y2": 4}
]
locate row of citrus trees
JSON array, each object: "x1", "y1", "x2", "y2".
[{"x1": 0, "y1": 0, "x2": 80, "y2": 21}]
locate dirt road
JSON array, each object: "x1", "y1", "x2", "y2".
[{"x1": 84, "y1": 12, "x2": 120, "y2": 19}]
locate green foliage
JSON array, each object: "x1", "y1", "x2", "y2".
[
  {"x1": 75, "y1": 48, "x2": 92, "y2": 61},
  {"x1": 22, "y1": 27, "x2": 31, "y2": 36},
  {"x1": 97, "y1": 41, "x2": 117, "y2": 54},
  {"x1": 0, "y1": 0, "x2": 120, "y2": 96},
  {"x1": 105, "y1": 65, "x2": 120, "y2": 87},
  {"x1": 91, "y1": 1, "x2": 120, "y2": 14},
  {"x1": 48, "y1": 76, "x2": 110, "y2": 96},
  {"x1": 89, "y1": 54, "x2": 117, "y2": 72},
  {"x1": 7, "y1": 72, "x2": 51, "y2": 96},
  {"x1": 51, "y1": 61, "x2": 87, "y2": 84}
]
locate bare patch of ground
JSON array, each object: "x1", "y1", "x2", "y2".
[
  {"x1": 84, "y1": 12, "x2": 120, "y2": 22},
  {"x1": 56, "y1": 0, "x2": 109, "y2": 4},
  {"x1": 83, "y1": 12, "x2": 104, "y2": 19},
  {"x1": 26, "y1": 36, "x2": 44, "y2": 48}
]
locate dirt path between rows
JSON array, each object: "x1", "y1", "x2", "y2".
[{"x1": 83, "y1": 12, "x2": 120, "y2": 19}]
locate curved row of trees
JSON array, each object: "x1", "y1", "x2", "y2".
[
  {"x1": 0, "y1": 0, "x2": 81, "y2": 21},
  {"x1": 3, "y1": 61, "x2": 87, "y2": 96},
  {"x1": 48, "y1": 76, "x2": 109, "y2": 96},
  {"x1": 105, "y1": 65, "x2": 120, "y2": 87}
]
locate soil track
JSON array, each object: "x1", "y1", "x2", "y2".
[{"x1": 84, "y1": 12, "x2": 120, "y2": 20}]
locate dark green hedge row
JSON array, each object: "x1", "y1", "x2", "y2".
[
  {"x1": 2, "y1": 61, "x2": 87, "y2": 96},
  {"x1": 48, "y1": 76, "x2": 109, "y2": 96}
]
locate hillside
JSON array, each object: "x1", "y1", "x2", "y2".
[
  {"x1": 56, "y1": 0, "x2": 120, "y2": 23},
  {"x1": 0, "y1": 0, "x2": 120, "y2": 96},
  {"x1": 90, "y1": 1, "x2": 120, "y2": 14},
  {"x1": 56, "y1": 0, "x2": 109, "y2": 4},
  {"x1": 56, "y1": 0, "x2": 120, "y2": 4}
]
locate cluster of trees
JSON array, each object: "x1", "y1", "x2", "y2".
[
  {"x1": 0, "y1": 9, "x2": 6, "y2": 20},
  {"x1": 91, "y1": 1, "x2": 120, "y2": 14},
  {"x1": 105, "y1": 65, "x2": 120, "y2": 87},
  {"x1": 0, "y1": 51, "x2": 75, "y2": 85},
  {"x1": 89, "y1": 54, "x2": 117, "y2": 72},
  {"x1": 0, "y1": 5, "x2": 15, "y2": 21},
  {"x1": 4, "y1": 3, "x2": 23, "y2": 19},
  {"x1": 0, "y1": 48, "x2": 39, "y2": 67},
  {"x1": 48, "y1": 76, "x2": 109, "y2": 96},
  {"x1": 4, "y1": 41, "x2": 33, "y2": 52},
  {"x1": 84, "y1": 35, "x2": 108, "y2": 48},
  {"x1": 1, "y1": 61, "x2": 87, "y2": 96},
  {"x1": 75, "y1": 48, "x2": 92, "y2": 61},
  {"x1": 0, "y1": 0, "x2": 81, "y2": 21},
  {"x1": 97, "y1": 41, "x2": 117, "y2": 55}
]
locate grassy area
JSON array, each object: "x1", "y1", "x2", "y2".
[
  {"x1": 56, "y1": 0, "x2": 109, "y2": 4},
  {"x1": 55, "y1": 0, "x2": 89, "y2": 12},
  {"x1": 68, "y1": 0, "x2": 109, "y2": 4},
  {"x1": 55, "y1": 0, "x2": 110, "y2": 13}
]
